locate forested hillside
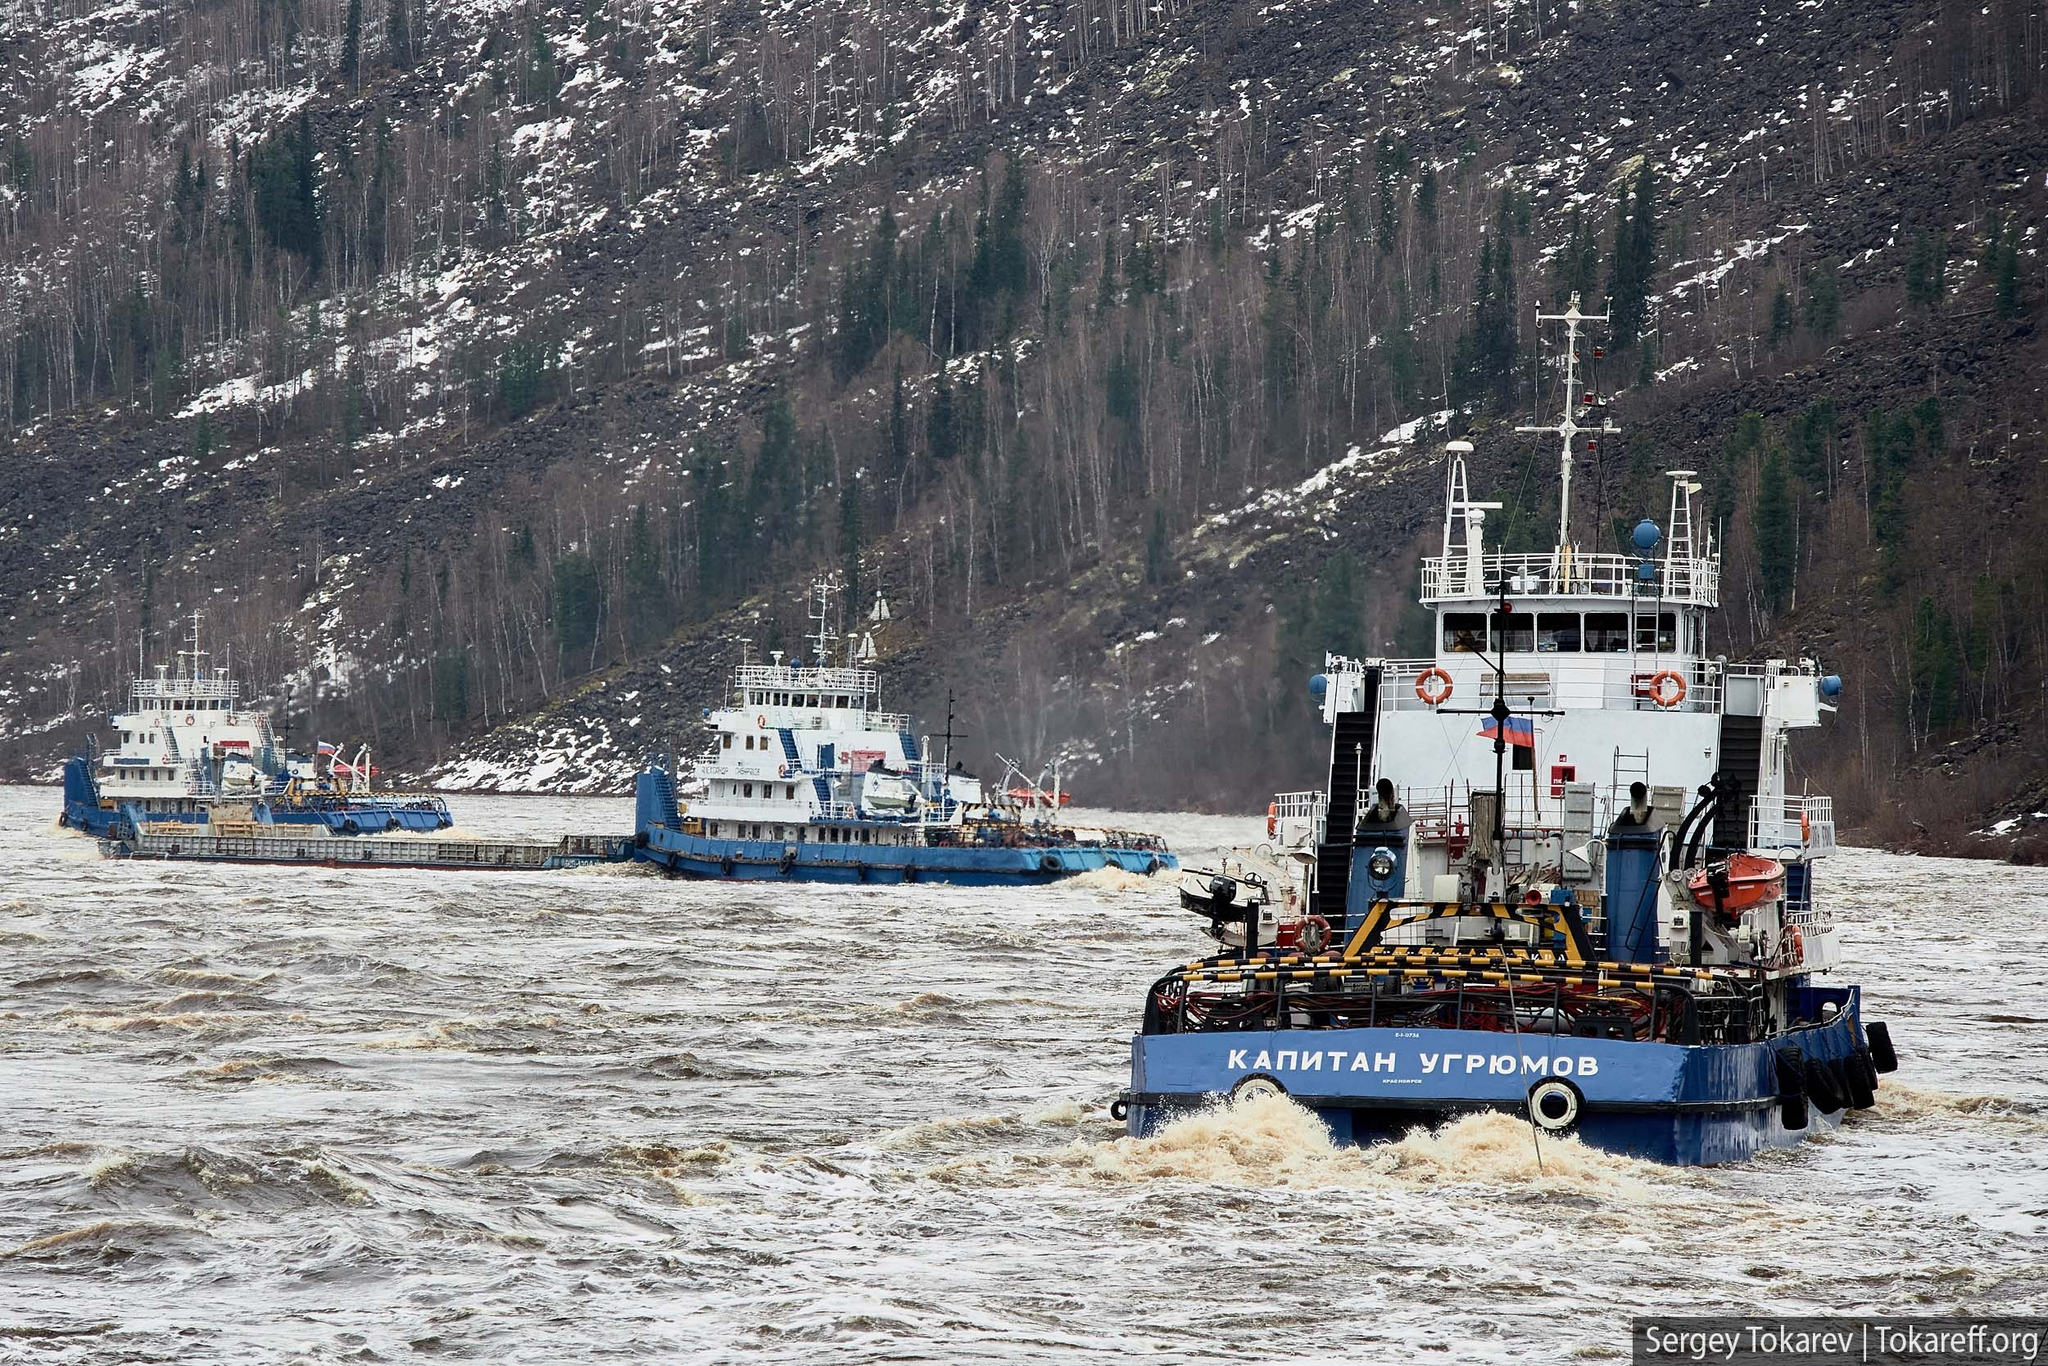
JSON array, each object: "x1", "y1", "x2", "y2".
[{"x1": 3, "y1": 0, "x2": 2045, "y2": 849}]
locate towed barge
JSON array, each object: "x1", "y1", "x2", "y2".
[{"x1": 100, "y1": 828, "x2": 633, "y2": 871}]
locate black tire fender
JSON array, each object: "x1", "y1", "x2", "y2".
[
  {"x1": 1807, "y1": 1056, "x2": 1846, "y2": 1114},
  {"x1": 1866, "y1": 1020, "x2": 1899, "y2": 1073},
  {"x1": 1774, "y1": 1046, "x2": 1810, "y2": 1131}
]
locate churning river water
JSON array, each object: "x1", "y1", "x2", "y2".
[{"x1": 3, "y1": 785, "x2": 2046, "y2": 1363}]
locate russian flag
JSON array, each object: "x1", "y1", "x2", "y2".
[
  {"x1": 1479, "y1": 716, "x2": 1536, "y2": 748},
  {"x1": 316, "y1": 740, "x2": 338, "y2": 755}
]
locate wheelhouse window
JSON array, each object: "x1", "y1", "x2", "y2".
[
  {"x1": 1636, "y1": 612, "x2": 1679, "y2": 652},
  {"x1": 1584, "y1": 613, "x2": 1630, "y2": 652},
  {"x1": 1490, "y1": 610, "x2": 1534, "y2": 653},
  {"x1": 1536, "y1": 613, "x2": 1581, "y2": 653},
  {"x1": 1441, "y1": 612, "x2": 1486, "y2": 653}
]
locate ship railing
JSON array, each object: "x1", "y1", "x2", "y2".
[
  {"x1": 1268, "y1": 789, "x2": 1327, "y2": 847},
  {"x1": 1749, "y1": 794, "x2": 1837, "y2": 857},
  {"x1": 1781, "y1": 895, "x2": 1834, "y2": 945},
  {"x1": 1420, "y1": 551, "x2": 1721, "y2": 606},
  {"x1": 131, "y1": 677, "x2": 240, "y2": 702},
  {"x1": 765, "y1": 710, "x2": 913, "y2": 733},
  {"x1": 733, "y1": 664, "x2": 880, "y2": 694},
  {"x1": 1402, "y1": 783, "x2": 1560, "y2": 834},
  {"x1": 1377, "y1": 657, "x2": 1724, "y2": 714}
]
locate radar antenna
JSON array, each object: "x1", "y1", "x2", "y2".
[{"x1": 1516, "y1": 293, "x2": 1620, "y2": 577}]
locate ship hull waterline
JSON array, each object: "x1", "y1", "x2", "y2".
[
  {"x1": 1123, "y1": 986, "x2": 1865, "y2": 1166},
  {"x1": 635, "y1": 824, "x2": 1177, "y2": 886}
]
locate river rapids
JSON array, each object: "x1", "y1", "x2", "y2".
[{"x1": 3, "y1": 788, "x2": 2045, "y2": 1361}]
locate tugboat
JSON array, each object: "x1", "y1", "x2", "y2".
[
  {"x1": 59, "y1": 614, "x2": 453, "y2": 839},
  {"x1": 632, "y1": 581, "x2": 1177, "y2": 884},
  {"x1": 1115, "y1": 297, "x2": 1898, "y2": 1164}
]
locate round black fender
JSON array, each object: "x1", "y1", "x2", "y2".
[
  {"x1": 1527, "y1": 1077, "x2": 1584, "y2": 1135},
  {"x1": 1773, "y1": 1046, "x2": 1810, "y2": 1131},
  {"x1": 902, "y1": 864, "x2": 919, "y2": 884},
  {"x1": 1866, "y1": 1020, "x2": 1899, "y2": 1073},
  {"x1": 1108, "y1": 1097, "x2": 1130, "y2": 1123},
  {"x1": 1039, "y1": 852, "x2": 1061, "y2": 874},
  {"x1": 633, "y1": 830, "x2": 648, "y2": 848},
  {"x1": 1806, "y1": 1056, "x2": 1846, "y2": 1114},
  {"x1": 167, "y1": 842, "x2": 181, "y2": 857},
  {"x1": 1846, "y1": 1047, "x2": 1879, "y2": 1109},
  {"x1": 719, "y1": 854, "x2": 736, "y2": 877},
  {"x1": 1145, "y1": 856, "x2": 1160, "y2": 875},
  {"x1": 779, "y1": 851, "x2": 798, "y2": 877},
  {"x1": 56, "y1": 811, "x2": 68, "y2": 828},
  {"x1": 855, "y1": 864, "x2": 869, "y2": 883},
  {"x1": 342, "y1": 818, "x2": 360, "y2": 834}
]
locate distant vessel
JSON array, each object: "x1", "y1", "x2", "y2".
[
  {"x1": 60, "y1": 614, "x2": 452, "y2": 839},
  {"x1": 1118, "y1": 296, "x2": 1898, "y2": 1165},
  {"x1": 632, "y1": 581, "x2": 1176, "y2": 884}
]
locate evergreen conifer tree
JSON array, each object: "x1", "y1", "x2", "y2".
[
  {"x1": 341, "y1": 0, "x2": 362, "y2": 89},
  {"x1": 839, "y1": 476, "x2": 864, "y2": 608},
  {"x1": 1754, "y1": 447, "x2": 1794, "y2": 611},
  {"x1": 625, "y1": 502, "x2": 664, "y2": 643},
  {"x1": 1804, "y1": 266, "x2": 1840, "y2": 337},
  {"x1": 1606, "y1": 164, "x2": 1657, "y2": 346},
  {"x1": 386, "y1": 0, "x2": 413, "y2": 69},
  {"x1": 1768, "y1": 283, "x2": 1794, "y2": 348}
]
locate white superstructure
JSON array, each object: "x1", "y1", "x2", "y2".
[
  {"x1": 1266, "y1": 295, "x2": 1842, "y2": 970},
  {"x1": 97, "y1": 613, "x2": 289, "y2": 805},
  {"x1": 683, "y1": 582, "x2": 985, "y2": 846}
]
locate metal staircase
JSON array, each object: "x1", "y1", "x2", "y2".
[
  {"x1": 1311, "y1": 666, "x2": 1382, "y2": 924},
  {"x1": 1712, "y1": 715, "x2": 1763, "y2": 849}
]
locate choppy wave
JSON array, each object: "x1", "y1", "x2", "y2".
[
  {"x1": 3, "y1": 789, "x2": 2044, "y2": 1364},
  {"x1": 929, "y1": 1092, "x2": 1679, "y2": 1199}
]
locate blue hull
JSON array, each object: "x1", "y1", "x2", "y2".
[
  {"x1": 1125, "y1": 986, "x2": 1869, "y2": 1165},
  {"x1": 634, "y1": 824, "x2": 1177, "y2": 886},
  {"x1": 61, "y1": 758, "x2": 452, "y2": 839}
]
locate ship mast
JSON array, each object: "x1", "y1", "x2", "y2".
[
  {"x1": 1515, "y1": 293, "x2": 1620, "y2": 572},
  {"x1": 806, "y1": 577, "x2": 839, "y2": 667}
]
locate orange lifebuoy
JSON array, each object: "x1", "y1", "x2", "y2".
[
  {"x1": 1647, "y1": 670, "x2": 1687, "y2": 708},
  {"x1": 1301, "y1": 913, "x2": 1332, "y2": 954},
  {"x1": 184, "y1": 714, "x2": 196, "y2": 726},
  {"x1": 756, "y1": 714, "x2": 767, "y2": 728},
  {"x1": 1415, "y1": 667, "x2": 1453, "y2": 706},
  {"x1": 1266, "y1": 802, "x2": 1278, "y2": 838},
  {"x1": 1785, "y1": 925, "x2": 1805, "y2": 965},
  {"x1": 1800, "y1": 811, "x2": 1813, "y2": 844},
  {"x1": 778, "y1": 763, "x2": 791, "y2": 778}
]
